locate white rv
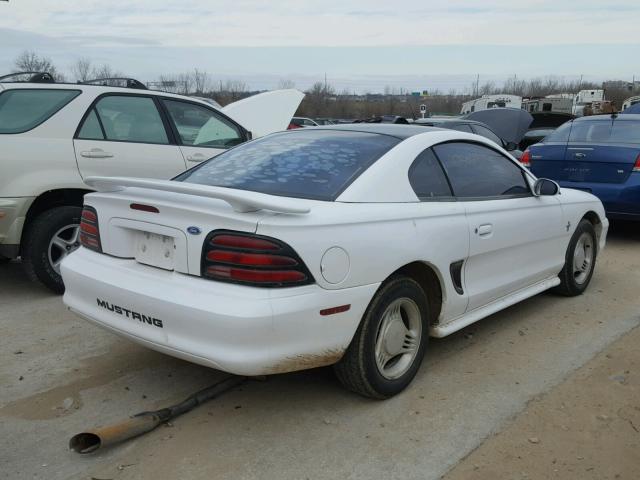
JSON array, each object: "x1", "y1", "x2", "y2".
[
  {"x1": 572, "y1": 89, "x2": 605, "y2": 116},
  {"x1": 460, "y1": 94, "x2": 522, "y2": 115},
  {"x1": 521, "y1": 96, "x2": 573, "y2": 114}
]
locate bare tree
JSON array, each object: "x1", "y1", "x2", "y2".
[
  {"x1": 277, "y1": 78, "x2": 296, "y2": 89},
  {"x1": 91, "y1": 64, "x2": 123, "y2": 80},
  {"x1": 71, "y1": 57, "x2": 92, "y2": 82},
  {"x1": 305, "y1": 81, "x2": 336, "y2": 116},
  {"x1": 192, "y1": 69, "x2": 209, "y2": 95},
  {"x1": 383, "y1": 85, "x2": 401, "y2": 115},
  {"x1": 218, "y1": 79, "x2": 248, "y2": 102},
  {"x1": 13, "y1": 50, "x2": 59, "y2": 78}
]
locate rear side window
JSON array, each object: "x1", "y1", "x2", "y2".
[
  {"x1": 433, "y1": 142, "x2": 530, "y2": 198},
  {"x1": 569, "y1": 120, "x2": 640, "y2": 144},
  {"x1": 408, "y1": 149, "x2": 453, "y2": 199},
  {"x1": 81, "y1": 95, "x2": 169, "y2": 144},
  {"x1": 177, "y1": 130, "x2": 400, "y2": 201},
  {"x1": 0, "y1": 89, "x2": 80, "y2": 134}
]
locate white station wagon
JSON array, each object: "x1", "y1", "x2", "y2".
[{"x1": 61, "y1": 125, "x2": 608, "y2": 398}]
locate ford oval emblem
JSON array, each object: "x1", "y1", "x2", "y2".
[{"x1": 187, "y1": 226, "x2": 202, "y2": 235}]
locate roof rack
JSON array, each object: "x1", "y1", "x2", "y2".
[
  {"x1": 0, "y1": 71, "x2": 55, "y2": 83},
  {"x1": 80, "y1": 77, "x2": 147, "y2": 90}
]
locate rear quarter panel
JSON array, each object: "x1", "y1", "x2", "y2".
[{"x1": 256, "y1": 201, "x2": 470, "y2": 322}]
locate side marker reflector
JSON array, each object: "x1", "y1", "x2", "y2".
[{"x1": 320, "y1": 304, "x2": 351, "y2": 316}]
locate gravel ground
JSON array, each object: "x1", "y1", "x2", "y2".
[{"x1": 444, "y1": 323, "x2": 640, "y2": 480}]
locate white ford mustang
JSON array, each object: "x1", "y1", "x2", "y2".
[{"x1": 61, "y1": 125, "x2": 608, "y2": 398}]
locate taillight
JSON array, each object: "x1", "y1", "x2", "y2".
[
  {"x1": 520, "y1": 149, "x2": 531, "y2": 167},
  {"x1": 633, "y1": 154, "x2": 640, "y2": 172},
  {"x1": 79, "y1": 205, "x2": 102, "y2": 253},
  {"x1": 202, "y1": 230, "x2": 313, "y2": 287}
]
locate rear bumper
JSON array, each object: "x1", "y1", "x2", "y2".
[
  {"x1": 559, "y1": 176, "x2": 640, "y2": 218},
  {"x1": 61, "y1": 248, "x2": 378, "y2": 376}
]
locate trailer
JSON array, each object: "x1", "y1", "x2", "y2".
[
  {"x1": 521, "y1": 96, "x2": 573, "y2": 114},
  {"x1": 460, "y1": 94, "x2": 522, "y2": 115}
]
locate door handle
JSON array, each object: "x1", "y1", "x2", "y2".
[
  {"x1": 80, "y1": 148, "x2": 113, "y2": 158},
  {"x1": 186, "y1": 153, "x2": 207, "y2": 162},
  {"x1": 476, "y1": 224, "x2": 493, "y2": 236},
  {"x1": 574, "y1": 152, "x2": 587, "y2": 159}
]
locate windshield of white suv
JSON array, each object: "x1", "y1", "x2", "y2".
[
  {"x1": 175, "y1": 130, "x2": 400, "y2": 201},
  {"x1": 0, "y1": 89, "x2": 80, "y2": 134}
]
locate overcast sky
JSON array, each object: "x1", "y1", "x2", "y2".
[{"x1": 1, "y1": 0, "x2": 638, "y2": 92}]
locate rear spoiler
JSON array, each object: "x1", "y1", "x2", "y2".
[{"x1": 84, "y1": 177, "x2": 311, "y2": 214}]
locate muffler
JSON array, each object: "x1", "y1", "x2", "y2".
[{"x1": 69, "y1": 375, "x2": 247, "y2": 454}]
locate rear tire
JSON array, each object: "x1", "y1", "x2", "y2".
[
  {"x1": 22, "y1": 206, "x2": 82, "y2": 294},
  {"x1": 553, "y1": 219, "x2": 597, "y2": 297},
  {"x1": 334, "y1": 276, "x2": 430, "y2": 399}
]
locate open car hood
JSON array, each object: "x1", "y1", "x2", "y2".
[
  {"x1": 222, "y1": 89, "x2": 305, "y2": 138},
  {"x1": 463, "y1": 108, "x2": 533, "y2": 144},
  {"x1": 529, "y1": 112, "x2": 575, "y2": 128}
]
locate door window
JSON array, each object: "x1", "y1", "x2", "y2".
[
  {"x1": 433, "y1": 142, "x2": 530, "y2": 198},
  {"x1": 408, "y1": 149, "x2": 453, "y2": 199},
  {"x1": 163, "y1": 99, "x2": 243, "y2": 148},
  {"x1": 80, "y1": 95, "x2": 169, "y2": 144}
]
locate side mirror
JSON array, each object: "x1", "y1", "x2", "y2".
[
  {"x1": 505, "y1": 141, "x2": 518, "y2": 151},
  {"x1": 533, "y1": 178, "x2": 560, "y2": 196}
]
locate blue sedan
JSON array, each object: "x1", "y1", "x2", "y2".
[{"x1": 522, "y1": 114, "x2": 640, "y2": 221}]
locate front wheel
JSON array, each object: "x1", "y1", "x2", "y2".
[
  {"x1": 334, "y1": 276, "x2": 430, "y2": 399},
  {"x1": 21, "y1": 206, "x2": 83, "y2": 294},
  {"x1": 553, "y1": 219, "x2": 597, "y2": 296}
]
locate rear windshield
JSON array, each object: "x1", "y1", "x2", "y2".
[
  {"x1": 568, "y1": 120, "x2": 640, "y2": 144},
  {"x1": 176, "y1": 130, "x2": 400, "y2": 201},
  {"x1": 0, "y1": 89, "x2": 80, "y2": 134},
  {"x1": 541, "y1": 122, "x2": 571, "y2": 143}
]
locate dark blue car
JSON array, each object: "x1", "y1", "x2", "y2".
[{"x1": 522, "y1": 114, "x2": 640, "y2": 221}]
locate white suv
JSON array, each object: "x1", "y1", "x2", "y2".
[{"x1": 0, "y1": 75, "x2": 303, "y2": 292}]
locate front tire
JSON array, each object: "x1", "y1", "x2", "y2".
[
  {"x1": 22, "y1": 206, "x2": 82, "y2": 294},
  {"x1": 334, "y1": 276, "x2": 430, "y2": 399},
  {"x1": 553, "y1": 219, "x2": 597, "y2": 296}
]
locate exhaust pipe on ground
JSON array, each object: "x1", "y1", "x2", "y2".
[{"x1": 69, "y1": 375, "x2": 247, "y2": 454}]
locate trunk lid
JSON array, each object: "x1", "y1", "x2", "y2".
[
  {"x1": 84, "y1": 187, "x2": 275, "y2": 276},
  {"x1": 532, "y1": 143, "x2": 639, "y2": 184}
]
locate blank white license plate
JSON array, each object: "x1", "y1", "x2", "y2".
[{"x1": 135, "y1": 232, "x2": 175, "y2": 270}]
